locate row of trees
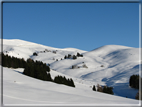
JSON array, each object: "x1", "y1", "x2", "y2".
[
  {"x1": 2, "y1": 53, "x2": 75, "y2": 87},
  {"x1": 64, "y1": 52, "x2": 83, "y2": 60},
  {"x1": 23, "y1": 58, "x2": 51, "y2": 81},
  {"x1": 32, "y1": 50, "x2": 57, "y2": 56},
  {"x1": 2, "y1": 53, "x2": 51, "y2": 81},
  {"x1": 129, "y1": 74, "x2": 142, "y2": 100},
  {"x1": 76, "y1": 52, "x2": 83, "y2": 57},
  {"x1": 2, "y1": 53, "x2": 27, "y2": 68},
  {"x1": 64, "y1": 54, "x2": 77, "y2": 59},
  {"x1": 2, "y1": 53, "x2": 50, "y2": 72},
  {"x1": 129, "y1": 74, "x2": 140, "y2": 89},
  {"x1": 54, "y1": 75, "x2": 75, "y2": 87},
  {"x1": 92, "y1": 84, "x2": 114, "y2": 95}
]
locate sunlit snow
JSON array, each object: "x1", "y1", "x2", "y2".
[{"x1": 2, "y1": 39, "x2": 141, "y2": 106}]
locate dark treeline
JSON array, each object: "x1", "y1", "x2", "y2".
[
  {"x1": 129, "y1": 74, "x2": 140, "y2": 89},
  {"x1": 2, "y1": 53, "x2": 51, "y2": 81},
  {"x1": 2, "y1": 53, "x2": 27, "y2": 68},
  {"x1": 23, "y1": 58, "x2": 51, "y2": 81},
  {"x1": 129, "y1": 74, "x2": 142, "y2": 100},
  {"x1": 64, "y1": 52, "x2": 83, "y2": 60},
  {"x1": 92, "y1": 84, "x2": 114, "y2": 95},
  {"x1": 2, "y1": 53, "x2": 75, "y2": 87},
  {"x1": 102, "y1": 86, "x2": 114, "y2": 95},
  {"x1": 54, "y1": 75, "x2": 75, "y2": 87}
]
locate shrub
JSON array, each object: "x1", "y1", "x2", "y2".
[
  {"x1": 33, "y1": 52, "x2": 38, "y2": 56},
  {"x1": 53, "y1": 51, "x2": 56, "y2": 54},
  {"x1": 72, "y1": 65, "x2": 78, "y2": 69},
  {"x1": 82, "y1": 64, "x2": 88, "y2": 68}
]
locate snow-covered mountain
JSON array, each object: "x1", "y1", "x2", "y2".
[{"x1": 2, "y1": 39, "x2": 141, "y2": 105}]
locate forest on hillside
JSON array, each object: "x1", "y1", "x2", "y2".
[{"x1": 1, "y1": 53, "x2": 75, "y2": 87}]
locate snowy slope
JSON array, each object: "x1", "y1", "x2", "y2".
[
  {"x1": 2, "y1": 39, "x2": 141, "y2": 105},
  {"x1": 2, "y1": 39, "x2": 86, "y2": 63},
  {"x1": 3, "y1": 66, "x2": 140, "y2": 106},
  {"x1": 49, "y1": 44, "x2": 140, "y2": 99}
]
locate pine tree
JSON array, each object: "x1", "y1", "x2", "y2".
[
  {"x1": 64, "y1": 55, "x2": 67, "y2": 59},
  {"x1": 46, "y1": 65, "x2": 50, "y2": 72},
  {"x1": 68, "y1": 54, "x2": 72, "y2": 59},
  {"x1": 92, "y1": 85, "x2": 96, "y2": 91},
  {"x1": 76, "y1": 52, "x2": 83, "y2": 57},
  {"x1": 73, "y1": 55, "x2": 77, "y2": 60},
  {"x1": 70, "y1": 78, "x2": 75, "y2": 87},
  {"x1": 103, "y1": 86, "x2": 107, "y2": 93},
  {"x1": 46, "y1": 73, "x2": 52, "y2": 81},
  {"x1": 53, "y1": 75, "x2": 75, "y2": 87},
  {"x1": 97, "y1": 84, "x2": 103, "y2": 92},
  {"x1": 77, "y1": 52, "x2": 80, "y2": 57}
]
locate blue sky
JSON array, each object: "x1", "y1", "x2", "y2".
[{"x1": 3, "y1": 2, "x2": 139, "y2": 51}]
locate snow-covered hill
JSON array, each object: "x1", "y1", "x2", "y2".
[
  {"x1": 3, "y1": 66, "x2": 140, "y2": 106},
  {"x1": 2, "y1": 39, "x2": 141, "y2": 105}
]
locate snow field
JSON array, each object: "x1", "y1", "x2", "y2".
[
  {"x1": 3, "y1": 67, "x2": 140, "y2": 105},
  {"x1": 2, "y1": 39, "x2": 141, "y2": 105}
]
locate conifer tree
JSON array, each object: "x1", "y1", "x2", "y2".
[
  {"x1": 70, "y1": 78, "x2": 75, "y2": 87},
  {"x1": 77, "y1": 52, "x2": 80, "y2": 57},
  {"x1": 68, "y1": 54, "x2": 71, "y2": 59},
  {"x1": 64, "y1": 55, "x2": 67, "y2": 59},
  {"x1": 92, "y1": 85, "x2": 96, "y2": 91},
  {"x1": 129, "y1": 74, "x2": 139, "y2": 89},
  {"x1": 73, "y1": 55, "x2": 77, "y2": 60}
]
